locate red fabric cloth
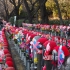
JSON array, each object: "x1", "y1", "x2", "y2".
[
  {"x1": 62, "y1": 46, "x2": 70, "y2": 56},
  {"x1": 6, "y1": 57, "x2": 13, "y2": 62},
  {"x1": 37, "y1": 37, "x2": 48, "y2": 44},
  {"x1": 5, "y1": 67, "x2": 15, "y2": 70},
  {"x1": 0, "y1": 58, "x2": 2, "y2": 62},
  {"x1": 53, "y1": 46, "x2": 69, "y2": 56},
  {"x1": 30, "y1": 34, "x2": 36, "y2": 39},
  {"x1": 42, "y1": 65, "x2": 46, "y2": 70},
  {"x1": 6, "y1": 53, "x2": 11, "y2": 57},
  {"x1": 53, "y1": 46, "x2": 59, "y2": 52},
  {"x1": 51, "y1": 61, "x2": 57, "y2": 66},
  {"x1": 4, "y1": 49, "x2": 10, "y2": 54},
  {"x1": 68, "y1": 40, "x2": 70, "y2": 43},
  {"x1": 6, "y1": 61, "x2": 14, "y2": 67},
  {"x1": 43, "y1": 41, "x2": 57, "y2": 56}
]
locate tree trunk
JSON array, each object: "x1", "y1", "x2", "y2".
[
  {"x1": 15, "y1": 7, "x2": 19, "y2": 19},
  {"x1": 6, "y1": 15, "x2": 9, "y2": 21},
  {"x1": 28, "y1": 15, "x2": 33, "y2": 24},
  {"x1": 54, "y1": 0, "x2": 64, "y2": 25},
  {"x1": 39, "y1": 0, "x2": 49, "y2": 24},
  {"x1": 23, "y1": 0, "x2": 33, "y2": 23},
  {"x1": 41, "y1": 5, "x2": 49, "y2": 23}
]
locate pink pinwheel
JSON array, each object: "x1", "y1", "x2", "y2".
[{"x1": 20, "y1": 42, "x2": 25, "y2": 49}]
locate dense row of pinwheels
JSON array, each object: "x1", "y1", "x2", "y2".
[
  {"x1": 5, "y1": 23, "x2": 70, "y2": 70},
  {"x1": 22, "y1": 23, "x2": 70, "y2": 33},
  {"x1": 0, "y1": 28, "x2": 15, "y2": 70}
]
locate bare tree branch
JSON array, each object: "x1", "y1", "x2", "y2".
[
  {"x1": 23, "y1": 0, "x2": 31, "y2": 13},
  {"x1": 32, "y1": 0, "x2": 38, "y2": 6},
  {"x1": 54, "y1": 0, "x2": 64, "y2": 24},
  {"x1": 32, "y1": 6, "x2": 40, "y2": 17},
  {"x1": 29, "y1": 0, "x2": 32, "y2": 5},
  {"x1": 9, "y1": 0, "x2": 16, "y2": 7},
  {"x1": 20, "y1": 0, "x2": 23, "y2": 5},
  {"x1": 18, "y1": 0, "x2": 23, "y2": 8},
  {"x1": 31, "y1": 0, "x2": 39, "y2": 13},
  {"x1": 9, "y1": 0, "x2": 14, "y2": 4}
]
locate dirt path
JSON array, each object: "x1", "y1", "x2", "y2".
[{"x1": 6, "y1": 32, "x2": 25, "y2": 70}]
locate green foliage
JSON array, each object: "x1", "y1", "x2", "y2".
[
  {"x1": 45, "y1": 0, "x2": 57, "y2": 17},
  {"x1": 19, "y1": 10, "x2": 28, "y2": 18},
  {"x1": 9, "y1": 17, "x2": 24, "y2": 27},
  {"x1": 16, "y1": 19, "x2": 24, "y2": 27},
  {"x1": 49, "y1": 20, "x2": 70, "y2": 25},
  {"x1": 45, "y1": 0, "x2": 70, "y2": 19},
  {"x1": 59, "y1": 2, "x2": 70, "y2": 19},
  {"x1": 25, "y1": 20, "x2": 29, "y2": 23},
  {"x1": 46, "y1": 7, "x2": 53, "y2": 15},
  {"x1": 49, "y1": 20, "x2": 60, "y2": 25},
  {"x1": 9, "y1": 17, "x2": 14, "y2": 25},
  {"x1": 14, "y1": 39, "x2": 18, "y2": 44},
  {"x1": 19, "y1": 5, "x2": 23, "y2": 15},
  {"x1": 9, "y1": 34, "x2": 13, "y2": 39}
]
